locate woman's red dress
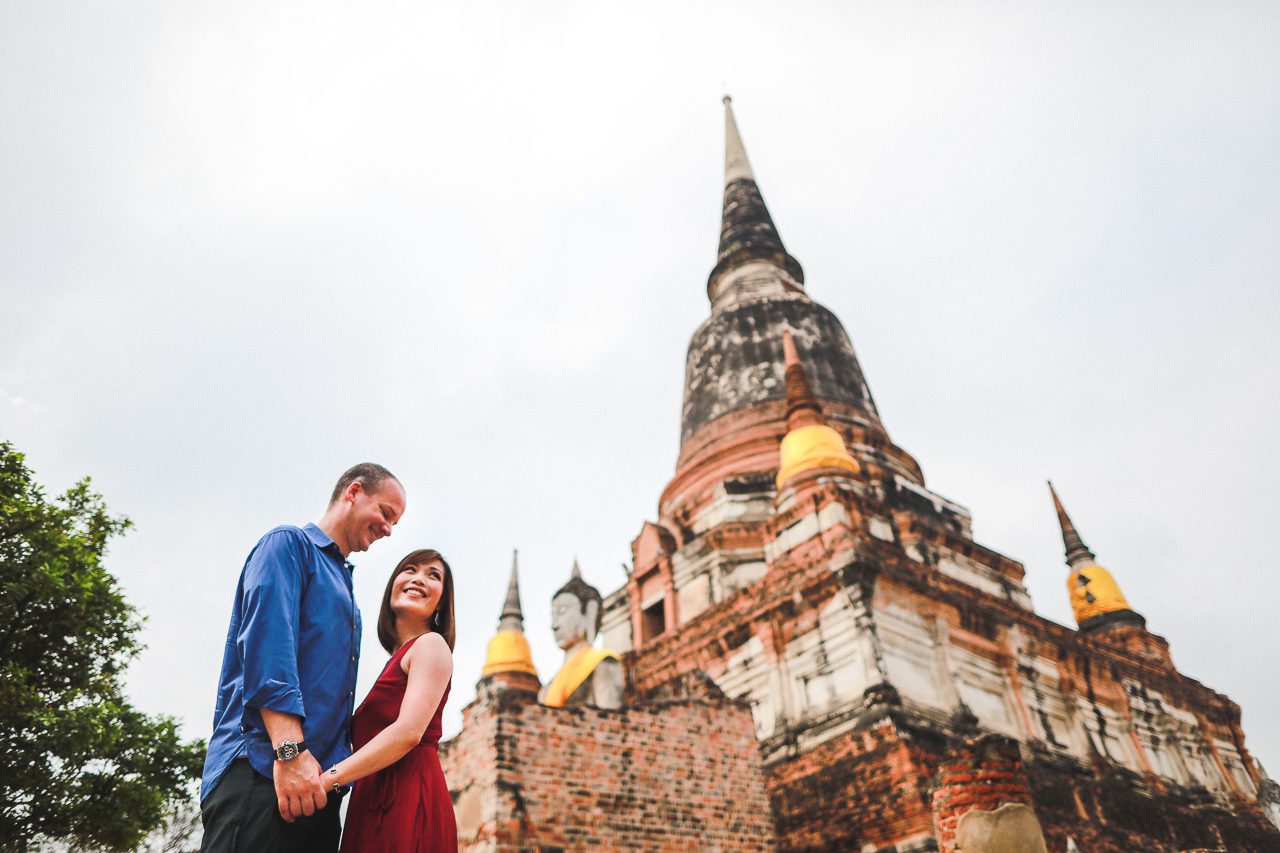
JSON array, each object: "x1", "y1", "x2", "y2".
[{"x1": 340, "y1": 636, "x2": 456, "y2": 853}]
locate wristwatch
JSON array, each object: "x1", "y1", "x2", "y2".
[{"x1": 273, "y1": 740, "x2": 308, "y2": 761}]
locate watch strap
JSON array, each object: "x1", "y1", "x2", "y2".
[{"x1": 273, "y1": 740, "x2": 308, "y2": 761}]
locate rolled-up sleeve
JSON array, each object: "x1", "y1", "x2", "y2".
[{"x1": 238, "y1": 531, "x2": 307, "y2": 722}]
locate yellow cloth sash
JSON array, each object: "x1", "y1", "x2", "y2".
[{"x1": 542, "y1": 647, "x2": 618, "y2": 708}]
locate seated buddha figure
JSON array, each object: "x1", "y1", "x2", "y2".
[{"x1": 539, "y1": 563, "x2": 623, "y2": 710}]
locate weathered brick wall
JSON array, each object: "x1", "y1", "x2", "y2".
[
  {"x1": 1025, "y1": 750, "x2": 1280, "y2": 853},
  {"x1": 438, "y1": 681, "x2": 506, "y2": 849},
  {"x1": 930, "y1": 733, "x2": 1042, "y2": 853},
  {"x1": 766, "y1": 713, "x2": 941, "y2": 853},
  {"x1": 440, "y1": 682, "x2": 776, "y2": 852},
  {"x1": 603, "y1": 440, "x2": 1280, "y2": 853}
]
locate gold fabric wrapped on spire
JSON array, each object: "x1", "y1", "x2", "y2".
[
  {"x1": 1048, "y1": 482, "x2": 1143, "y2": 632},
  {"x1": 481, "y1": 550, "x2": 539, "y2": 677},
  {"x1": 776, "y1": 331, "x2": 859, "y2": 487},
  {"x1": 1067, "y1": 563, "x2": 1133, "y2": 625},
  {"x1": 777, "y1": 425, "x2": 860, "y2": 486},
  {"x1": 482, "y1": 631, "x2": 538, "y2": 677}
]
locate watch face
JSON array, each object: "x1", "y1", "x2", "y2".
[{"x1": 277, "y1": 742, "x2": 299, "y2": 761}]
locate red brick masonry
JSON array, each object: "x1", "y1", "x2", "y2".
[{"x1": 441, "y1": 679, "x2": 777, "y2": 852}]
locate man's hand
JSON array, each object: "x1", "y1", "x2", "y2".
[
  {"x1": 260, "y1": 709, "x2": 327, "y2": 821},
  {"x1": 272, "y1": 750, "x2": 327, "y2": 822}
]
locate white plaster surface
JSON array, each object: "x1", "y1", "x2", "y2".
[
  {"x1": 600, "y1": 615, "x2": 633, "y2": 655},
  {"x1": 696, "y1": 485, "x2": 774, "y2": 533},
  {"x1": 879, "y1": 606, "x2": 951, "y2": 711},
  {"x1": 868, "y1": 515, "x2": 895, "y2": 541},
  {"x1": 721, "y1": 560, "x2": 768, "y2": 595},
  {"x1": 954, "y1": 803, "x2": 1048, "y2": 853},
  {"x1": 677, "y1": 572, "x2": 711, "y2": 621},
  {"x1": 766, "y1": 513, "x2": 821, "y2": 561}
]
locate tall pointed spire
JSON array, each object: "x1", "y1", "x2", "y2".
[
  {"x1": 707, "y1": 96, "x2": 805, "y2": 305},
  {"x1": 1048, "y1": 481, "x2": 1096, "y2": 567},
  {"x1": 498, "y1": 549, "x2": 524, "y2": 633}
]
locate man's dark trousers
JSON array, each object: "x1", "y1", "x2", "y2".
[{"x1": 200, "y1": 759, "x2": 341, "y2": 853}]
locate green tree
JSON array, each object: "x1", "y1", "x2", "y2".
[{"x1": 0, "y1": 443, "x2": 204, "y2": 852}]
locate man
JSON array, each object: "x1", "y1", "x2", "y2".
[
  {"x1": 199, "y1": 463, "x2": 407, "y2": 852},
  {"x1": 539, "y1": 560, "x2": 623, "y2": 709}
]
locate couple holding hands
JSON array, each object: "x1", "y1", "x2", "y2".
[{"x1": 199, "y1": 463, "x2": 457, "y2": 852}]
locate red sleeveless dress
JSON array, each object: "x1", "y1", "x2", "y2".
[{"x1": 340, "y1": 636, "x2": 456, "y2": 853}]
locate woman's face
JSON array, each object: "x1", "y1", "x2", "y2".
[{"x1": 390, "y1": 559, "x2": 446, "y2": 626}]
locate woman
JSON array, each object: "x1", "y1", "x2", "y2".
[{"x1": 328, "y1": 549, "x2": 457, "y2": 853}]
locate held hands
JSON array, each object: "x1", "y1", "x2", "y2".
[{"x1": 272, "y1": 750, "x2": 327, "y2": 822}]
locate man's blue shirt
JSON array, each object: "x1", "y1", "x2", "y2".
[{"x1": 200, "y1": 523, "x2": 361, "y2": 800}]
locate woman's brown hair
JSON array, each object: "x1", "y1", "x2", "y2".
[{"x1": 376, "y1": 549, "x2": 456, "y2": 653}]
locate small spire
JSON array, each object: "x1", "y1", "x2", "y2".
[
  {"x1": 782, "y1": 330, "x2": 825, "y2": 431},
  {"x1": 498, "y1": 549, "x2": 524, "y2": 633},
  {"x1": 1048, "y1": 481, "x2": 1096, "y2": 567},
  {"x1": 571, "y1": 557, "x2": 582, "y2": 580},
  {"x1": 776, "y1": 330, "x2": 860, "y2": 488},
  {"x1": 1049, "y1": 481, "x2": 1146, "y2": 635},
  {"x1": 481, "y1": 547, "x2": 539, "y2": 680}
]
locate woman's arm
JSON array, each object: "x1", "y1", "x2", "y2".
[{"x1": 324, "y1": 633, "x2": 453, "y2": 789}]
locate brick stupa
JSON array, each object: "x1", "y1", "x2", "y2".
[{"x1": 443, "y1": 99, "x2": 1280, "y2": 853}]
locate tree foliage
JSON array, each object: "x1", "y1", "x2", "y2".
[{"x1": 0, "y1": 443, "x2": 204, "y2": 852}]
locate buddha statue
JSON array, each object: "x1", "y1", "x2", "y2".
[{"x1": 539, "y1": 561, "x2": 624, "y2": 709}]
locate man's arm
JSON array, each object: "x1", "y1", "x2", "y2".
[
  {"x1": 238, "y1": 531, "x2": 327, "y2": 821},
  {"x1": 261, "y1": 708, "x2": 326, "y2": 821}
]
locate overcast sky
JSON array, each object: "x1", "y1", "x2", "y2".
[{"x1": 4, "y1": 1, "x2": 1279, "y2": 775}]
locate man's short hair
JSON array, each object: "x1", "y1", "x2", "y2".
[{"x1": 329, "y1": 463, "x2": 400, "y2": 505}]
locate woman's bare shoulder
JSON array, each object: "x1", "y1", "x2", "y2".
[{"x1": 401, "y1": 631, "x2": 453, "y2": 674}]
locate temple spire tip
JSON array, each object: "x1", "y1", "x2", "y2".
[
  {"x1": 498, "y1": 548, "x2": 524, "y2": 632},
  {"x1": 707, "y1": 98, "x2": 805, "y2": 304},
  {"x1": 723, "y1": 96, "x2": 755, "y2": 185},
  {"x1": 1047, "y1": 481, "x2": 1095, "y2": 567}
]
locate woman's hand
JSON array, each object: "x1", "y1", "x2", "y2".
[{"x1": 326, "y1": 634, "x2": 453, "y2": 787}]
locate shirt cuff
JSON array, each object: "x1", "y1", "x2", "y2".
[{"x1": 242, "y1": 680, "x2": 306, "y2": 722}]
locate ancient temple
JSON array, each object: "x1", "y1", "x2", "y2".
[{"x1": 444, "y1": 99, "x2": 1280, "y2": 852}]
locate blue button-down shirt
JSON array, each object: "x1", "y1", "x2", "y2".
[{"x1": 200, "y1": 523, "x2": 361, "y2": 800}]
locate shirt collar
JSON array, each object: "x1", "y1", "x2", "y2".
[{"x1": 303, "y1": 523, "x2": 353, "y2": 570}]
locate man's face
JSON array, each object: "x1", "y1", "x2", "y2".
[
  {"x1": 551, "y1": 592, "x2": 587, "y2": 651},
  {"x1": 343, "y1": 479, "x2": 406, "y2": 554}
]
